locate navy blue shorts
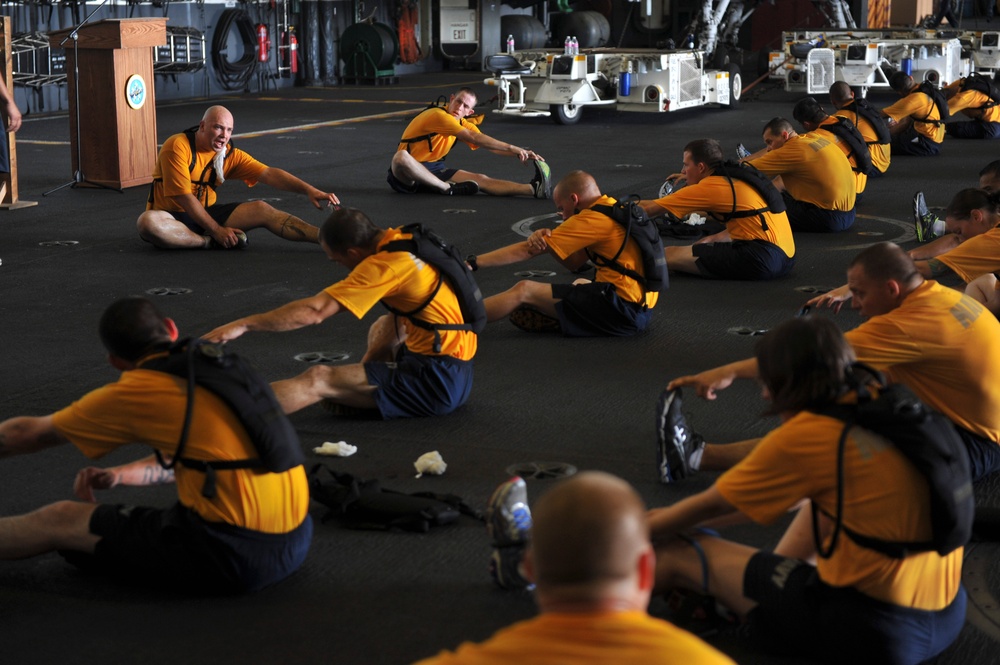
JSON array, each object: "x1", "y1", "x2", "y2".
[
  {"x1": 782, "y1": 192, "x2": 855, "y2": 233},
  {"x1": 743, "y1": 551, "x2": 966, "y2": 665},
  {"x1": 364, "y1": 345, "x2": 474, "y2": 418},
  {"x1": 954, "y1": 424, "x2": 1000, "y2": 481},
  {"x1": 386, "y1": 160, "x2": 458, "y2": 194},
  {"x1": 891, "y1": 126, "x2": 942, "y2": 156},
  {"x1": 176, "y1": 202, "x2": 242, "y2": 234},
  {"x1": 551, "y1": 281, "x2": 652, "y2": 337},
  {"x1": 62, "y1": 502, "x2": 312, "y2": 594},
  {"x1": 693, "y1": 240, "x2": 795, "y2": 281},
  {"x1": 946, "y1": 120, "x2": 1000, "y2": 140}
]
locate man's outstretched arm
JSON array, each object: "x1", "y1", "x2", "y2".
[
  {"x1": 0, "y1": 416, "x2": 69, "y2": 460},
  {"x1": 257, "y1": 167, "x2": 341, "y2": 208},
  {"x1": 453, "y1": 128, "x2": 543, "y2": 163},
  {"x1": 74, "y1": 455, "x2": 176, "y2": 502},
  {"x1": 667, "y1": 358, "x2": 759, "y2": 400},
  {"x1": 204, "y1": 292, "x2": 343, "y2": 343}
]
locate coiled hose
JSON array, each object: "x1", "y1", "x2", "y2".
[{"x1": 212, "y1": 8, "x2": 257, "y2": 91}]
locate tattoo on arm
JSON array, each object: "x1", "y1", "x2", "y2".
[
  {"x1": 926, "y1": 258, "x2": 954, "y2": 278},
  {"x1": 142, "y1": 465, "x2": 175, "y2": 485}
]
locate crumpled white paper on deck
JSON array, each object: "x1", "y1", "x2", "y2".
[
  {"x1": 313, "y1": 441, "x2": 358, "y2": 457},
  {"x1": 414, "y1": 450, "x2": 447, "y2": 478}
]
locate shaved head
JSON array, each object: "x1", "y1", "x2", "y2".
[
  {"x1": 552, "y1": 170, "x2": 600, "y2": 202},
  {"x1": 529, "y1": 472, "x2": 650, "y2": 594}
]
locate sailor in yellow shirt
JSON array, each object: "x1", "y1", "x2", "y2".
[
  {"x1": 943, "y1": 73, "x2": 1000, "y2": 139},
  {"x1": 830, "y1": 81, "x2": 891, "y2": 175},
  {"x1": 650, "y1": 317, "x2": 966, "y2": 665},
  {"x1": 914, "y1": 188, "x2": 1000, "y2": 286},
  {"x1": 641, "y1": 139, "x2": 795, "y2": 280},
  {"x1": 0, "y1": 297, "x2": 312, "y2": 594},
  {"x1": 883, "y1": 72, "x2": 946, "y2": 156},
  {"x1": 470, "y1": 171, "x2": 657, "y2": 337},
  {"x1": 665, "y1": 243, "x2": 1000, "y2": 484},
  {"x1": 137, "y1": 105, "x2": 340, "y2": 250},
  {"x1": 205, "y1": 208, "x2": 477, "y2": 419},
  {"x1": 746, "y1": 117, "x2": 856, "y2": 232},
  {"x1": 792, "y1": 96, "x2": 870, "y2": 196},
  {"x1": 388, "y1": 87, "x2": 552, "y2": 198},
  {"x1": 413, "y1": 472, "x2": 735, "y2": 665}
]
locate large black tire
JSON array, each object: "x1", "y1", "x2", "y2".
[
  {"x1": 712, "y1": 46, "x2": 730, "y2": 70},
  {"x1": 756, "y1": 49, "x2": 772, "y2": 78},
  {"x1": 551, "y1": 103, "x2": 583, "y2": 125},
  {"x1": 727, "y1": 63, "x2": 742, "y2": 108}
]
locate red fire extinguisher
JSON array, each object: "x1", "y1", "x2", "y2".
[
  {"x1": 281, "y1": 28, "x2": 298, "y2": 77},
  {"x1": 257, "y1": 24, "x2": 270, "y2": 62}
]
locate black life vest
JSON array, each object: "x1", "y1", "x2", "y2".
[
  {"x1": 142, "y1": 338, "x2": 305, "y2": 499},
  {"x1": 960, "y1": 73, "x2": 1000, "y2": 110},
  {"x1": 589, "y1": 197, "x2": 669, "y2": 294},
  {"x1": 914, "y1": 82, "x2": 950, "y2": 126},
  {"x1": 147, "y1": 127, "x2": 235, "y2": 207},
  {"x1": 842, "y1": 98, "x2": 892, "y2": 145},
  {"x1": 398, "y1": 97, "x2": 485, "y2": 155},
  {"x1": 379, "y1": 224, "x2": 487, "y2": 353},
  {"x1": 709, "y1": 160, "x2": 787, "y2": 232},
  {"x1": 819, "y1": 116, "x2": 876, "y2": 176}
]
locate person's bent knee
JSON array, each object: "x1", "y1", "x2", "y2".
[
  {"x1": 136, "y1": 211, "x2": 164, "y2": 240},
  {"x1": 390, "y1": 150, "x2": 416, "y2": 174},
  {"x1": 235, "y1": 199, "x2": 277, "y2": 219},
  {"x1": 512, "y1": 279, "x2": 550, "y2": 304}
]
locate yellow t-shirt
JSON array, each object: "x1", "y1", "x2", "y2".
[
  {"x1": 937, "y1": 225, "x2": 1000, "y2": 283},
  {"x1": 545, "y1": 196, "x2": 659, "y2": 308},
  {"x1": 833, "y1": 106, "x2": 891, "y2": 174},
  {"x1": 412, "y1": 611, "x2": 736, "y2": 665},
  {"x1": 147, "y1": 132, "x2": 267, "y2": 212},
  {"x1": 716, "y1": 410, "x2": 963, "y2": 610},
  {"x1": 845, "y1": 280, "x2": 1000, "y2": 444},
  {"x1": 51, "y1": 367, "x2": 310, "y2": 534},
  {"x1": 396, "y1": 107, "x2": 482, "y2": 163},
  {"x1": 748, "y1": 133, "x2": 856, "y2": 212},
  {"x1": 652, "y1": 174, "x2": 795, "y2": 258},
  {"x1": 883, "y1": 88, "x2": 946, "y2": 143},
  {"x1": 324, "y1": 228, "x2": 478, "y2": 360}
]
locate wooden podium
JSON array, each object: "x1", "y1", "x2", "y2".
[{"x1": 48, "y1": 18, "x2": 166, "y2": 190}]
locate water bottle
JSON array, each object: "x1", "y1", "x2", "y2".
[
  {"x1": 506, "y1": 34, "x2": 515, "y2": 54},
  {"x1": 564, "y1": 36, "x2": 571, "y2": 55},
  {"x1": 685, "y1": 33, "x2": 695, "y2": 49},
  {"x1": 571, "y1": 36, "x2": 579, "y2": 55},
  {"x1": 620, "y1": 62, "x2": 632, "y2": 96}
]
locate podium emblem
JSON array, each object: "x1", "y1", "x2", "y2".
[{"x1": 125, "y1": 74, "x2": 147, "y2": 110}]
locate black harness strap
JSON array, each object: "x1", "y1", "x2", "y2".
[
  {"x1": 587, "y1": 202, "x2": 650, "y2": 292},
  {"x1": 398, "y1": 100, "x2": 450, "y2": 154},
  {"x1": 148, "y1": 127, "x2": 235, "y2": 208}
]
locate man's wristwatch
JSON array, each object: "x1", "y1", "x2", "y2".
[{"x1": 466, "y1": 254, "x2": 479, "y2": 271}]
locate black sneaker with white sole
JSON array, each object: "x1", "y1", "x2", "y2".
[
  {"x1": 446, "y1": 181, "x2": 480, "y2": 196},
  {"x1": 656, "y1": 388, "x2": 705, "y2": 484},
  {"x1": 531, "y1": 160, "x2": 552, "y2": 199}
]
